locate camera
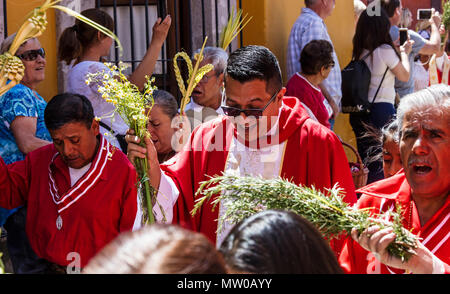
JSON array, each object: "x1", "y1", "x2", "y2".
[
  {"x1": 399, "y1": 28, "x2": 408, "y2": 45},
  {"x1": 417, "y1": 9, "x2": 433, "y2": 20}
]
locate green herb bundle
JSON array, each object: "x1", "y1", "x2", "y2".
[
  {"x1": 193, "y1": 175, "x2": 419, "y2": 262},
  {"x1": 443, "y1": 1, "x2": 450, "y2": 31},
  {"x1": 87, "y1": 63, "x2": 158, "y2": 225}
]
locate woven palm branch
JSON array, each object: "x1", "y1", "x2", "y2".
[
  {"x1": 0, "y1": 0, "x2": 122, "y2": 97},
  {"x1": 173, "y1": 37, "x2": 214, "y2": 115}
]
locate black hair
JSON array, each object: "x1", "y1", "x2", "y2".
[
  {"x1": 380, "y1": 0, "x2": 401, "y2": 18},
  {"x1": 45, "y1": 93, "x2": 95, "y2": 130},
  {"x1": 300, "y1": 40, "x2": 334, "y2": 75},
  {"x1": 219, "y1": 210, "x2": 343, "y2": 274},
  {"x1": 225, "y1": 45, "x2": 282, "y2": 95},
  {"x1": 352, "y1": 9, "x2": 400, "y2": 61}
]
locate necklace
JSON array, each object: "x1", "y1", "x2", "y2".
[{"x1": 408, "y1": 200, "x2": 414, "y2": 230}]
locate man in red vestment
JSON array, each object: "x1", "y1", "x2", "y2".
[
  {"x1": 128, "y1": 45, "x2": 357, "y2": 255},
  {"x1": 339, "y1": 85, "x2": 450, "y2": 274},
  {"x1": 0, "y1": 93, "x2": 141, "y2": 273}
]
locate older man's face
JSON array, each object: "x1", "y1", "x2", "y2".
[
  {"x1": 50, "y1": 120, "x2": 100, "y2": 169},
  {"x1": 192, "y1": 60, "x2": 223, "y2": 109},
  {"x1": 399, "y1": 108, "x2": 450, "y2": 199}
]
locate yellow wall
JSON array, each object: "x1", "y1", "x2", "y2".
[
  {"x1": 6, "y1": 0, "x2": 57, "y2": 101},
  {"x1": 241, "y1": 0, "x2": 358, "y2": 161}
]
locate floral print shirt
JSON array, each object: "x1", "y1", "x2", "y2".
[{"x1": 0, "y1": 84, "x2": 51, "y2": 165}]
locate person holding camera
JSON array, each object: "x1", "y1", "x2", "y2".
[
  {"x1": 349, "y1": 9, "x2": 412, "y2": 184},
  {"x1": 380, "y1": 0, "x2": 442, "y2": 98}
]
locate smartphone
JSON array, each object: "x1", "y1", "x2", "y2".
[
  {"x1": 417, "y1": 9, "x2": 432, "y2": 20},
  {"x1": 399, "y1": 28, "x2": 408, "y2": 45}
]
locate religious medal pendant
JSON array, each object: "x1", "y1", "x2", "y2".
[{"x1": 56, "y1": 215, "x2": 63, "y2": 230}]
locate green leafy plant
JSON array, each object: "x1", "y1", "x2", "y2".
[
  {"x1": 443, "y1": 1, "x2": 450, "y2": 30},
  {"x1": 193, "y1": 175, "x2": 420, "y2": 262},
  {"x1": 87, "y1": 63, "x2": 158, "y2": 225}
]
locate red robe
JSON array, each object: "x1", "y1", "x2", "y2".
[
  {"x1": 161, "y1": 97, "x2": 357, "y2": 255},
  {"x1": 285, "y1": 73, "x2": 331, "y2": 128},
  {"x1": 0, "y1": 135, "x2": 139, "y2": 267},
  {"x1": 339, "y1": 171, "x2": 450, "y2": 274}
]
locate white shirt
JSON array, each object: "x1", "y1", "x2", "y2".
[
  {"x1": 184, "y1": 99, "x2": 225, "y2": 116},
  {"x1": 361, "y1": 45, "x2": 400, "y2": 105},
  {"x1": 69, "y1": 163, "x2": 92, "y2": 187},
  {"x1": 67, "y1": 61, "x2": 129, "y2": 149}
]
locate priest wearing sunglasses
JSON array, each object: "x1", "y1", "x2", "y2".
[
  {"x1": 126, "y1": 45, "x2": 357, "y2": 256},
  {"x1": 0, "y1": 35, "x2": 52, "y2": 273}
]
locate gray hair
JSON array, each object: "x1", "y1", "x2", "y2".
[
  {"x1": 152, "y1": 89, "x2": 179, "y2": 119},
  {"x1": 396, "y1": 84, "x2": 450, "y2": 131},
  {"x1": 0, "y1": 33, "x2": 17, "y2": 54},
  {"x1": 0, "y1": 34, "x2": 36, "y2": 54},
  {"x1": 194, "y1": 46, "x2": 228, "y2": 76}
]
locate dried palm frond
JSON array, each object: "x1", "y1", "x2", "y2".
[
  {"x1": 0, "y1": 0, "x2": 122, "y2": 96},
  {"x1": 193, "y1": 174, "x2": 420, "y2": 262},
  {"x1": 219, "y1": 8, "x2": 252, "y2": 50}
]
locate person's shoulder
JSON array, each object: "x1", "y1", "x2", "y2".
[
  {"x1": 301, "y1": 116, "x2": 337, "y2": 142},
  {"x1": 356, "y1": 173, "x2": 407, "y2": 206},
  {"x1": 71, "y1": 61, "x2": 109, "y2": 75},
  {"x1": 109, "y1": 146, "x2": 135, "y2": 170},
  {"x1": 2, "y1": 84, "x2": 32, "y2": 100},
  {"x1": 26, "y1": 143, "x2": 56, "y2": 163}
]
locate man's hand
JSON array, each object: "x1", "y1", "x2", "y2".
[
  {"x1": 351, "y1": 226, "x2": 444, "y2": 274},
  {"x1": 125, "y1": 129, "x2": 161, "y2": 190}
]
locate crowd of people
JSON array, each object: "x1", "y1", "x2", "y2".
[{"x1": 0, "y1": 0, "x2": 449, "y2": 275}]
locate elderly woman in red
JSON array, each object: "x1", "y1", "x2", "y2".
[{"x1": 339, "y1": 85, "x2": 450, "y2": 274}]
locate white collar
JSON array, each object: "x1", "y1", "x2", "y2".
[{"x1": 296, "y1": 73, "x2": 322, "y2": 93}]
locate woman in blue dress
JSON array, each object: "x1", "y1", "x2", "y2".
[{"x1": 0, "y1": 34, "x2": 52, "y2": 273}]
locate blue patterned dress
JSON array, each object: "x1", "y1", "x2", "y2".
[{"x1": 0, "y1": 84, "x2": 51, "y2": 225}]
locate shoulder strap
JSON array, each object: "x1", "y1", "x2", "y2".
[
  {"x1": 371, "y1": 66, "x2": 389, "y2": 104},
  {"x1": 99, "y1": 121, "x2": 116, "y2": 135}
]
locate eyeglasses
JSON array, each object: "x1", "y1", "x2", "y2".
[
  {"x1": 199, "y1": 72, "x2": 216, "y2": 84},
  {"x1": 16, "y1": 48, "x2": 45, "y2": 61},
  {"x1": 221, "y1": 90, "x2": 279, "y2": 118}
]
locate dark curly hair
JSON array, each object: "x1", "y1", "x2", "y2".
[{"x1": 300, "y1": 39, "x2": 335, "y2": 75}]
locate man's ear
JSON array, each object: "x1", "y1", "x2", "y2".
[
  {"x1": 277, "y1": 87, "x2": 287, "y2": 102},
  {"x1": 218, "y1": 72, "x2": 225, "y2": 85},
  {"x1": 91, "y1": 119, "x2": 100, "y2": 135}
]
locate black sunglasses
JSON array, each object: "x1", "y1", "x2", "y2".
[
  {"x1": 221, "y1": 90, "x2": 279, "y2": 118},
  {"x1": 16, "y1": 48, "x2": 45, "y2": 61}
]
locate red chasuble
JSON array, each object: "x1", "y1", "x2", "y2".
[
  {"x1": 161, "y1": 97, "x2": 357, "y2": 255},
  {"x1": 0, "y1": 135, "x2": 139, "y2": 267},
  {"x1": 339, "y1": 171, "x2": 450, "y2": 274}
]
